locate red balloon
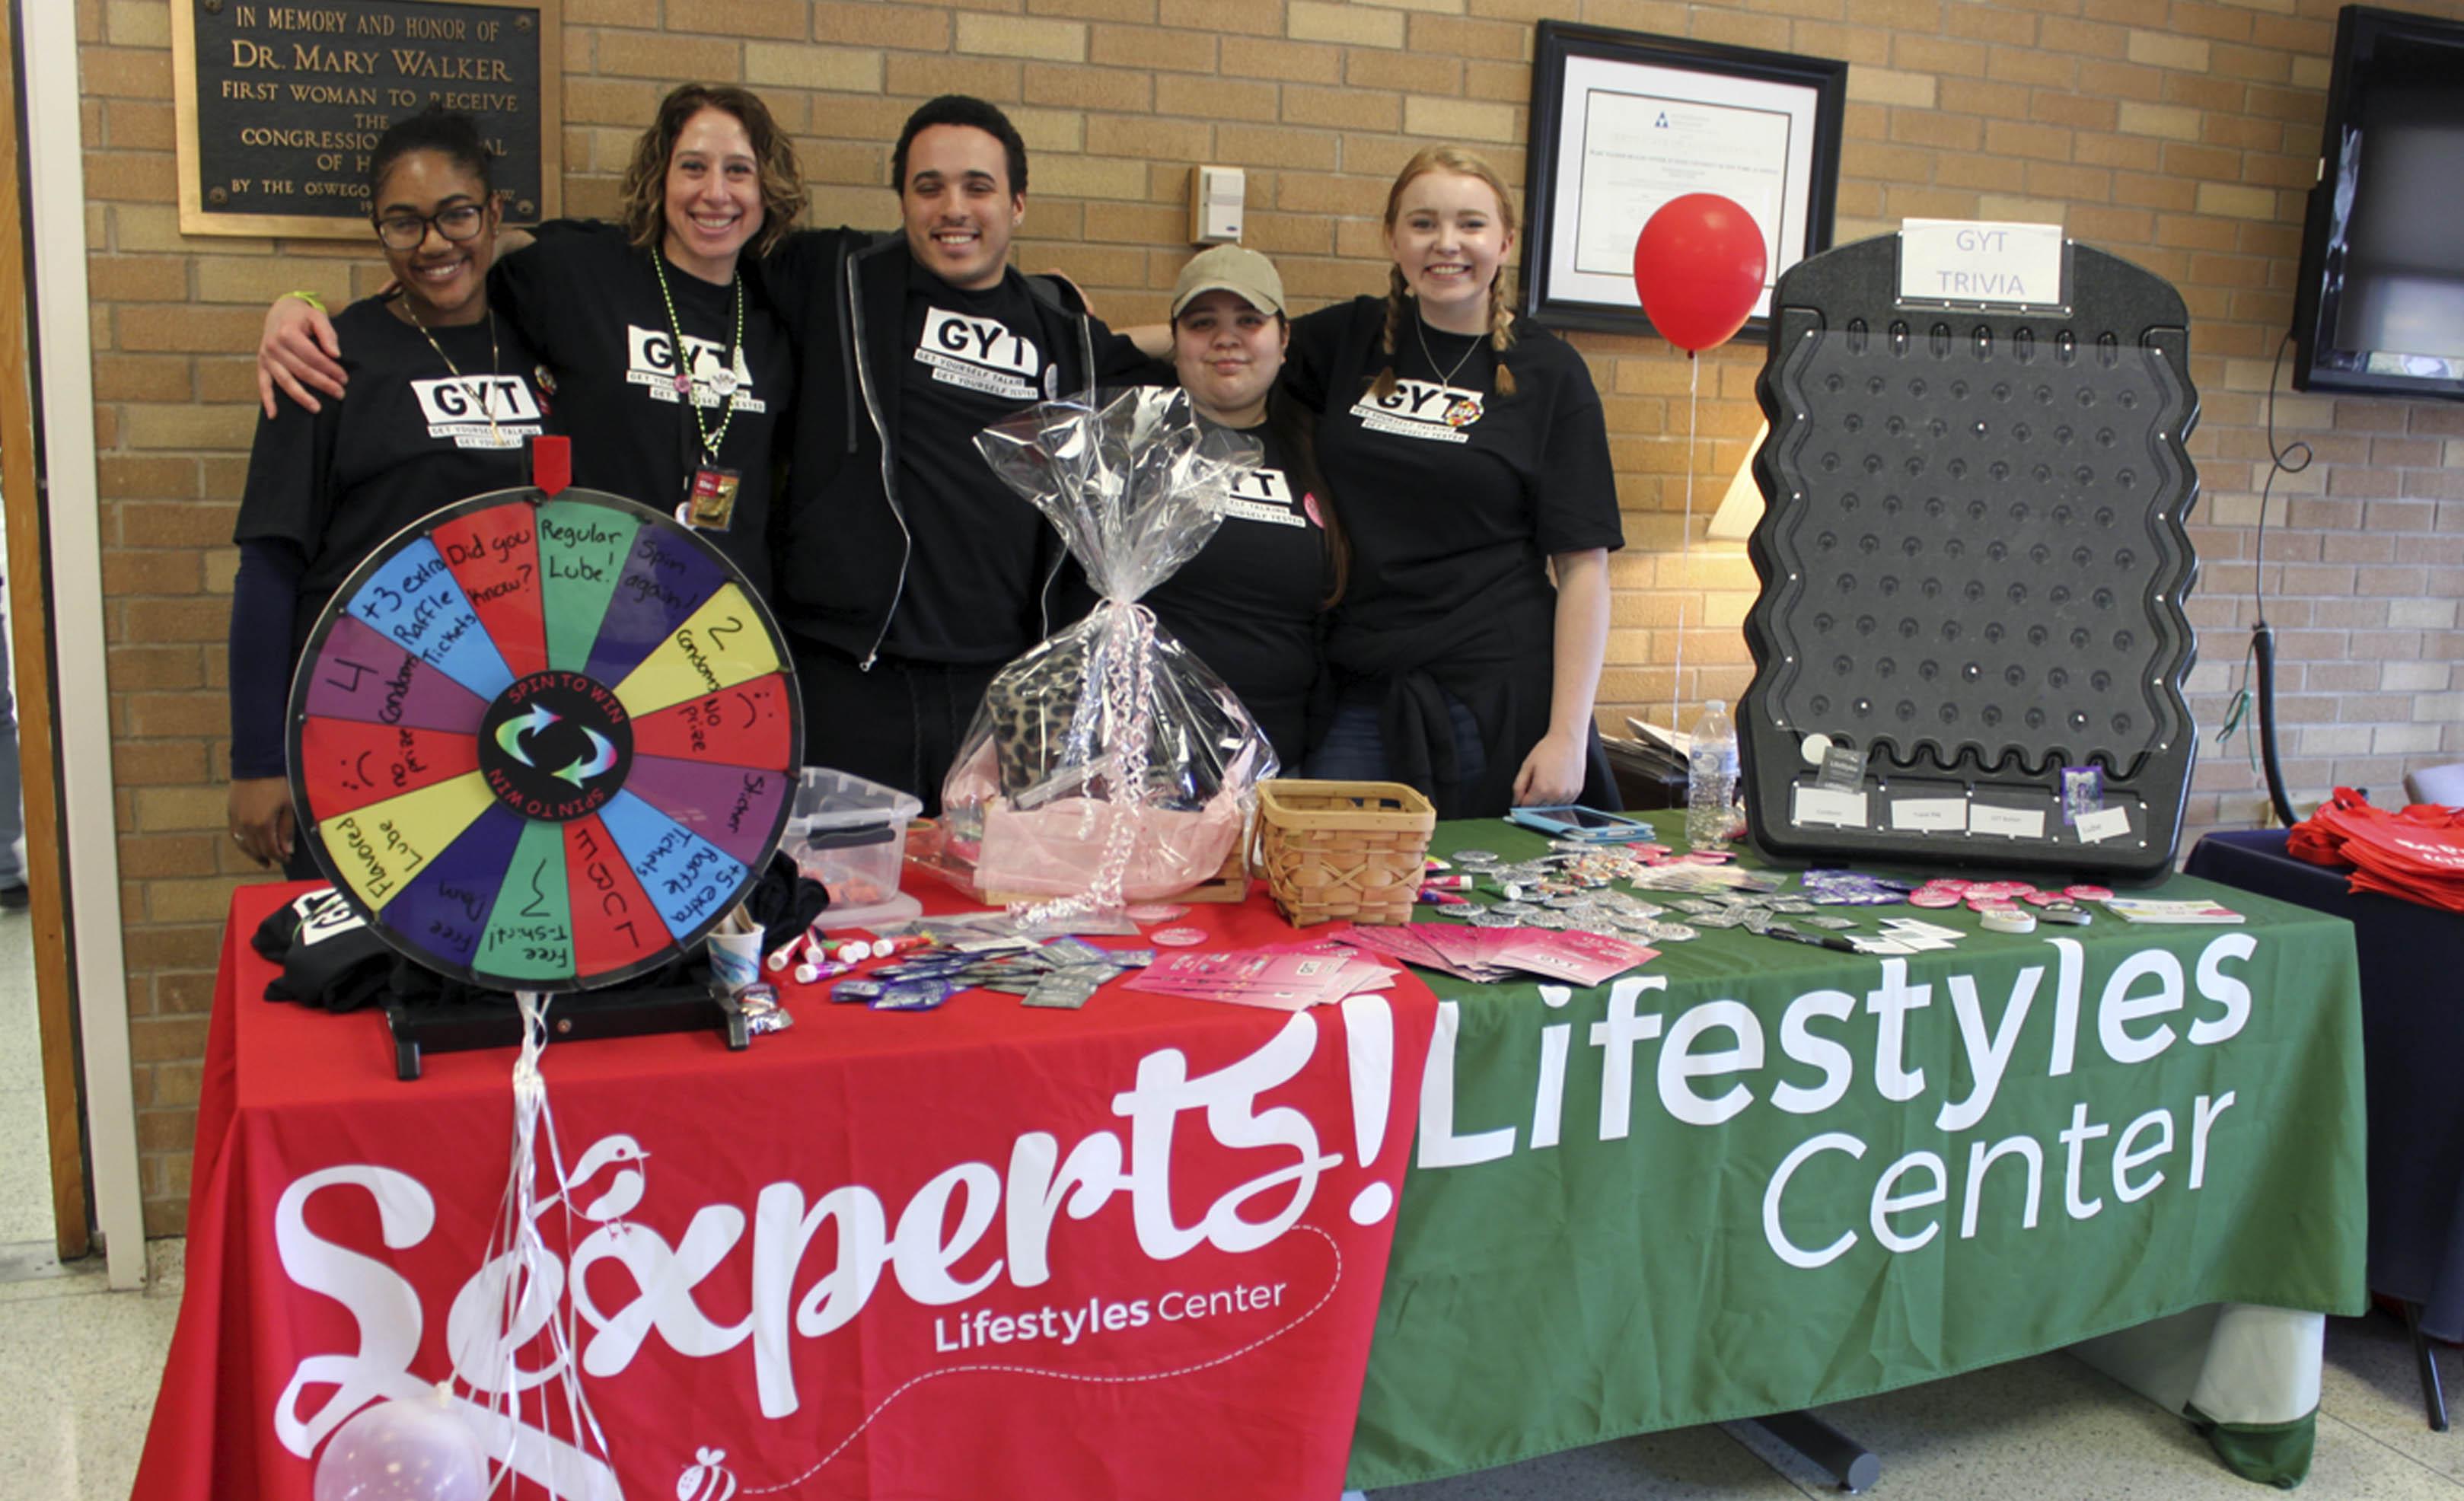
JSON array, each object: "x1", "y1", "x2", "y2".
[{"x1": 1631, "y1": 193, "x2": 1768, "y2": 353}]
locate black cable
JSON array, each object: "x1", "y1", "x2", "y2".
[
  {"x1": 2250, "y1": 333, "x2": 2313, "y2": 633},
  {"x1": 2247, "y1": 333, "x2": 2312, "y2": 827}
]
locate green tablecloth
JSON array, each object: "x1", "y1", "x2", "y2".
[{"x1": 1347, "y1": 817, "x2": 2368, "y2": 1489}]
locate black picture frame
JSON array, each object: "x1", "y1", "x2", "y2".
[{"x1": 1522, "y1": 21, "x2": 1847, "y2": 339}]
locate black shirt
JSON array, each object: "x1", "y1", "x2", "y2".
[
  {"x1": 235, "y1": 295, "x2": 546, "y2": 652},
  {"x1": 883, "y1": 261, "x2": 1057, "y2": 661},
  {"x1": 492, "y1": 221, "x2": 791, "y2": 597},
  {"x1": 1283, "y1": 297, "x2": 1622, "y2": 668},
  {"x1": 1280, "y1": 296, "x2": 1623, "y2": 817},
  {"x1": 750, "y1": 228, "x2": 1165, "y2": 666},
  {"x1": 1144, "y1": 416, "x2": 1330, "y2": 769}
]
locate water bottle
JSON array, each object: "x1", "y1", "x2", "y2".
[{"x1": 1686, "y1": 699, "x2": 1739, "y2": 848}]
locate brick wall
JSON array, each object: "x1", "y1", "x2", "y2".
[{"x1": 72, "y1": 0, "x2": 2464, "y2": 1234}]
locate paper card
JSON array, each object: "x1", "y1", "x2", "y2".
[
  {"x1": 1898, "y1": 219, "x2": 2065, "y2": 306},
  {"x1": 1969, "y1": 804, "x2": 2048, "y2": 839},
  {"x1": 2102, "y1": 897, "x2": 2246, "y2": 924},
  {"x1": 1124, "y1": 951, "x2": 1372, "y2": 1008},
  {"x1": 1334, "y1": 925, "x2": 1446, "y2": 969},
  {"x1": 1890, "y1": 798, "x2": 1969, "y2": 833},
  {"x1": 1124, "y1": 951, "x2": 1258, "y2": 986},
  {"x1": 1415, "y1": 924, "x2": 1492, "y2": 967},
  {"x1": 1202, "y1": 990, "x2": 1323, "y2": 1012},
  {"x1": 1793, "y1": 786, "x2": 1870, "y2": 828},
  {"x1": 1490, "y1": 930, "x2": 1658, "y2": 987},
  {"x1": 2075, "y1": 806, "x2": 2131, "y2": 843},
  {"x1": 1882, "y1": 919, "x2": 1963, "y2": 942},
  {"x1": 1122, "y1": 970, "x2": 1321, "y2": 1011},
  {"x1": 1350, "y1": 932, "x2": 1498, "y2": 976}
]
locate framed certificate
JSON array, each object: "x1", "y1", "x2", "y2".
[{"x1": 1522, "y1": 22, "x2": 1846, "y2": 337}]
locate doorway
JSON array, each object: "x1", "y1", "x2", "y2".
[{"x1": 1, "y1": 0, "x2": 93, "y2": 1267}]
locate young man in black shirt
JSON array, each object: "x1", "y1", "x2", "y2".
[{"x1": 759, "y1": 96, "x2": 1158, "y2": 812}]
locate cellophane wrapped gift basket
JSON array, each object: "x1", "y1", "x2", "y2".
[{"x1": 929, "y1": 387, "x2": 1279, "y2": 926}]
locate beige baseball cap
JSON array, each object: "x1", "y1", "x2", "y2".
[{"x1": 1169, "y1": 245, "x2": 1286, "y2": 320}]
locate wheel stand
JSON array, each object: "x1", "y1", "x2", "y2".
[{"x1": 381, "y1": 981, "x2": 749, "y2": 1080}]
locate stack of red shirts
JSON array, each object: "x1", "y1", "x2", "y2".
[{"x1": 2287, "y1": 787, "x2": 2464, "y2": 912}]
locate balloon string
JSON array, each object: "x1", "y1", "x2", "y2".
[
  {"x1": 474, "y1": 991, "x2": 620, "y2": 1499},
  {"x1": 1681, "y1": 352, "x2": 1700, "y2": 568},
  {"x1": 1672, "y1": 351, "x2": 1701, "y2": 735}
]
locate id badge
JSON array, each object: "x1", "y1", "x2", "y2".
[{"x1": 684, "y1": 465, "x2": 741, "y2": 531}]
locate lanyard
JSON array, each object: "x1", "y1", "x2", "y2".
[{"x1": 650, "y1": 250, "x2": 745, "y2": 464}]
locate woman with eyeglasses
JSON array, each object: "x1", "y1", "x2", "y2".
[
  {"x1": 254, "y1": 83, "x2": 803, "y2": 600},
  {"x1": 226, "y1": 109, "x2": 548, "y2": 875}
]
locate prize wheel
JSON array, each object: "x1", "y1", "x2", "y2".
[{"x1": 286, "y1": 486, "x2": 802, "y2": 993}]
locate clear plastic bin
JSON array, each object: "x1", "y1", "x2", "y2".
[{"x1": 780, "y1": 769, "x2": 923, "y2": 919}]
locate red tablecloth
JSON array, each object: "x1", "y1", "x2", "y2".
[{"x1": 135, "y1": 884, "x2": 1437, "y2": 1501}]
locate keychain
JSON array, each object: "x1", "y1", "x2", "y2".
[{"x1": 684, "y1": 465, "x2": 741, "y2": 531}]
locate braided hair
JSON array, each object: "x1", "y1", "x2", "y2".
[{"x1": 1371, "y1": 145, "x2": 1520, "y2": 402}]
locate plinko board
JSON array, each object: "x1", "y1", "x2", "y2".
[{"x1": 287, "y1": 487, "x2": 802, "y2": 992}]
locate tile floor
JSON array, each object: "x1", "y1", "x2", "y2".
[
  {"x1": 0, "y1": 903, "x2": 2455, "y2": 1499},
  {"x1": 0, "y1": 900, "x2": 54, "y2": 1246},
  {"x1": 1373, "y1": 1310, "x2": 2462, "y2": 1499}
]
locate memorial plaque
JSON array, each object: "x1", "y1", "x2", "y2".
[{"x1": 171, "y1": 0, "x2": 560, "y2": 239}]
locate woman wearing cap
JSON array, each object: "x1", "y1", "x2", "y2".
[
  {"x1": 1279, "y1": 145, "x2": 1621, "y2": 817},
  {"x1": 1143, "y1": 247, "x2": 1341, "y2": 773}
]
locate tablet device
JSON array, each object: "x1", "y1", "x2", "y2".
[{"x1": 1504, "y1": 805, "x2": 1654, "y2": 843}]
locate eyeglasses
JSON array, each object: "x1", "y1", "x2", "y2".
[{"x1": 374, "y1": 203, "x2": 486, "y2": 251}]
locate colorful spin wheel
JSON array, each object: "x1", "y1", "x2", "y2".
[{"x1": 285, "y1": 487, "x2": 802, "y2": 993}]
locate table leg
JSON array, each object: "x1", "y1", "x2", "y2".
[
  {"x1": 1750, "y1": 1410, "x2": 1882, "y2": 1493},
  {"x1": 2402, "y1": 1300, "x2": 2449, "y2": 1432}
]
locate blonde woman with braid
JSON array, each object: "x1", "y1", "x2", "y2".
[{"x1": 1283, "y1": 147, "x2": 1622, "y2": 817}]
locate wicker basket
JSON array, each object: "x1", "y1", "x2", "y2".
[{"x1": 1254, "y1": 779, "x2": 1435, "y2": 926}]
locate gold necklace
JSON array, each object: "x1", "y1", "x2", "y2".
[{"x1": 400, "y1": 299, "x2": 504, "y2": 448}]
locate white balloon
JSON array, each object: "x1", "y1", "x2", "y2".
[{"x1": 312, "y1": 1391, "x2": 489, "y2": 1501}]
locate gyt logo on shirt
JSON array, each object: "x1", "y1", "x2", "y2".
[
  {"x1": 1213, "y1": 466, "x2": 1308, "y2": 528},
  {"x1": 623, "y1": 325, "x2": 768, "y2": 413},
  {"x1": 409, "y1": 375, "x2": 546, "y2": 450},
  {"x1": 916, "y1": 306, "x2": 1042, "y2": 401},
  {"x1": 1348, "y1": 378, "x2": 1483, "y2": 445}
]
